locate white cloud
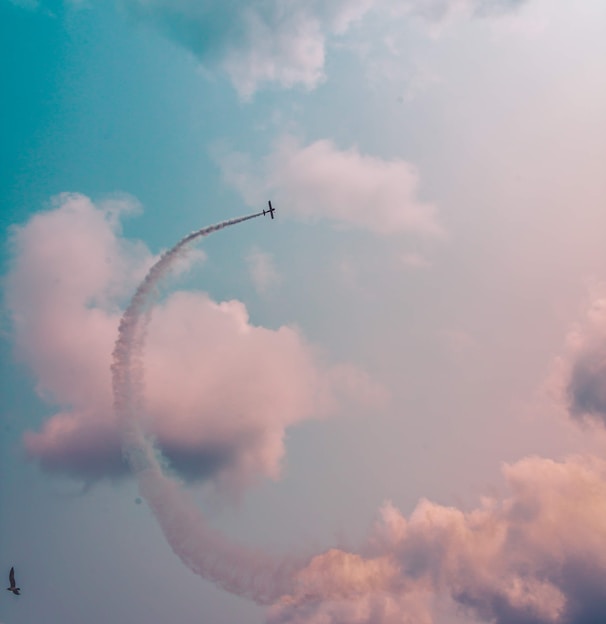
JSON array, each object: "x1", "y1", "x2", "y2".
[
  {"x1": 216, "y1": 136, "x2": 443, "y2": 237},
  {"x1": 123, "y1": 0, "x2": 375, "y2": 98},
  {"x1": 121, "y1": 0, "x2": 530, "y2": 97},
  {"x1": 547, "y1": 291, "x2": 606, "y2": 429}
]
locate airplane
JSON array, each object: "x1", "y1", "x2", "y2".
[
  {"x1": 263, "y1": 200, "x2": 275, "y2": 219},
  {"x1": 6, "y1": 567, "x2": 20, "y2": 596}
]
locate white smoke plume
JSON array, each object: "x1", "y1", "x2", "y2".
[{"x1": 111, "y1": 212, "x2": 303, "y2": 603}]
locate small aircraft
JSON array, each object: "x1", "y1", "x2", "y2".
[
  {"x1": 7, "y1": 567, "x2": 20, "y2": 595},
  {"x1": 263, "y1": 200, "x2": 276, "y2": 219}
]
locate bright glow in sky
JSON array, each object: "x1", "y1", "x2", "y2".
[{"x1": 2, "y1": 1, "x2": 606, "y2": 623}]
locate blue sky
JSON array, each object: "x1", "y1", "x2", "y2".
[{"x1": 2, "y1": 1, "x2": 606, "y2": 623}]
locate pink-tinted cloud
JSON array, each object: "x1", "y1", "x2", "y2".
[
  {"x1": 5, "y1": 193, "x2": 385, "y2": 485},
  {"x1": 269, "y1": 548, "x2": 432, "y2": 624},
  {"x1": 216, "y1": 136, "x2": 443, "y2": 237},
  {"x1": 565, "y1": 297, "x2": 606, "y2": 426},
  {"x1": 269, "y1": 454, "x2": 606, "y2": 624},
  {"x1": 547, "y1": 294, "x2": 606, "y2": 428}
]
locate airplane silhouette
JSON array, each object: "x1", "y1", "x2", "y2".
[
  {"x1": 7, "y1": 567, "x2": 20, "y2": 595},
  {"x1": 263, "y1": 200, "x2": 275, "y2": 219}
]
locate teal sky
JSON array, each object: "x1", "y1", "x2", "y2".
[{"x1": 2, "y1": 1, "x2": 606, "y2": 623}]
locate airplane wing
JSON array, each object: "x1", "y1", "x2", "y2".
[
  {"x1": 9, "y1": 567, "x2": 15, "y2": 587},
  {"x1": 263, "y1": 200, "x2": 276, "y2": 219}
]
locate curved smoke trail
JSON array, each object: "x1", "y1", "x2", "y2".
[{"x1": 111, "y1": 213, "x2": 301, "y2": 604}]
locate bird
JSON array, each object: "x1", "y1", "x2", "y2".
[{"x1": 6, "y1": 567, "x2": 20, "y2": 595}]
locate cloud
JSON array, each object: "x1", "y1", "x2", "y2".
[
  {"x1": 122, "y1": 0, "x2": 375, "y2": 98},
  {"x1": 5, "y1": 193, "x2": 385, "y2": 485},
  {"x1": 269, "y1": 547, "x2": 433, "y2": 624},
  {"x1": 546, "y1": 294, "x2": 606, "y2": 428},
  {"x1": 216, "y1": 136, "x2": 443, "y2": 237},
  {"x1": 269, "y1": 455, "x2": 606, "y2": 624},
  {"x1": 568, "y1": 352, "x2": 606, "y2": 423},
  {"x1": 246, "y1": 247, "x2": 282, "y2": 294},
  {"x1": 566, "y1": 298, "x2": 606, "y2": 425},
  {"x1": 120, "y1": 0, "x2": 529, "y2": 97}
]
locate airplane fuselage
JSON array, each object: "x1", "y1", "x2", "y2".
[{"x1": 263, "y1": 200, "x2": 275, "y2": 219}]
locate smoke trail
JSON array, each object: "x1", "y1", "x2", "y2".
[{"x1": 111, "y1": 213, "x2": 301, "y2": 604}]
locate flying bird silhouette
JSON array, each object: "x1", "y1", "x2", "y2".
[{"x1": 7, "y1": 567, "x2": 20, "y2": 595}]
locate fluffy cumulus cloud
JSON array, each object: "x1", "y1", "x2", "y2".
[
  {"x1": 269, "y1": 455, "x2": 606, "y2": 624},
  {"x1": 120, "y1": 0, "x2": 529, "y2": 97},
  {"x1": 217, "y1": 136, "x2": 442, "y2": 237},
  {"x1": 5, "y1": 193, "x2": 385, "y2": 485}
]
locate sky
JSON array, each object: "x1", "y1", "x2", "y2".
[{"x1": 1, "y1": 0, "x2": 606, "y2": 623}]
